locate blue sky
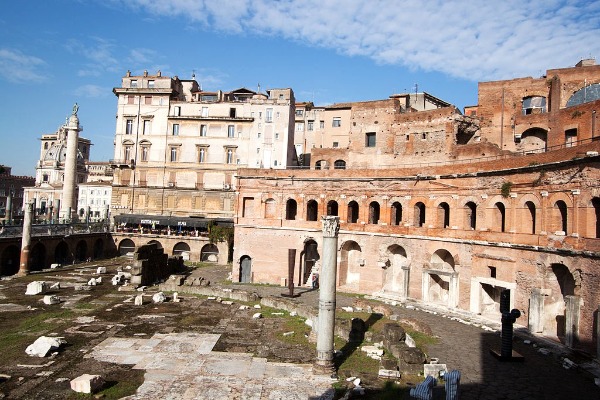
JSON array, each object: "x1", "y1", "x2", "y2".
[{"x1": 1, "y1": 0, "x2": 599, "y2": 176}]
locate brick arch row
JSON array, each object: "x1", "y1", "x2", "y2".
[{"x1": 261, "y1": 193, "x2": 600, "y2": 239}]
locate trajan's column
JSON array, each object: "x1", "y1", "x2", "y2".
[
  {"x1": 314, "y1": 215, "x2": 340, "y2": 375},
  {"x1": 59, "y1": 103, "x2": 82, "y2": 222}
]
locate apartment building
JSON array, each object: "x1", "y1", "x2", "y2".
[{"x1": 110, "y1": 70, "x2": 296, "y2": 226}]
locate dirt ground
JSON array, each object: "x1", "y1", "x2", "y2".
[{"x1": 0, "y1": 259, "x2": 321, "y2": 399}]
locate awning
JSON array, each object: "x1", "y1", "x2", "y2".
[{"x1": 113, "y1": 214, "x2": 233, "y2": 228}]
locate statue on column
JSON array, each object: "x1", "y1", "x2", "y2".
[{"x1": 72, "y1": 103, "x2": 79, "y2": 116}]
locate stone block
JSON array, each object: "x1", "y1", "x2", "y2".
[
  {"x1": 70, "y1": 374, "x2": 105, "y2": 394},
  {"x1": 423, "y1": 363, "x2": 447, "y2": 378},
  {"x1": 382, "y1": 323, "x2": 406, "y2": 348},
  {"x1": 43, "y1": 295, "x2": 60, "y2": 305},
  {"x1": 134, "y1": 294, "x2": 144, "y2": 306},
  {"x1": 26, "y1": 281, "x2": 48, "y2": 295},
  {"x1": 96, "y1": 267, "x2": 107, "y2": 274}
]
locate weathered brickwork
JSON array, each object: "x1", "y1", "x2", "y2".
[{"x1": 233, "y1": 149, "x2": 600, "y2": 352}]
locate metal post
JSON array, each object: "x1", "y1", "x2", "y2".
[
  {"x1": 314, "y1": 216, "x2": 340, "y2": 375},
  {"x1": 282, "y1": 249, "x2": 298, "y2": 298}
]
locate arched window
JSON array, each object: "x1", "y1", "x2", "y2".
[
  {"x1": 555, "y1": 200, "x2": 568, "y2": 233},
  {"x1": 437, "y1": 202, "x2": 450, "y2": 228},
  {"x1": 368, "y1": 201, "x2": 380, "y2": 224},
  {"x1": 414, "y1": 202, "x2": 426, "y2": 227},
  {"x1": 286, "y1": 199, "x2": 297, "y2": 220},
  {"x1": 390, "y1": 202, "x2": 402, "y2": 225},
  {"x1": 327, "y1": 200, "x2": 338, "y2": 216},
  {"x1": 525, "y1": 201, "x2": 536, "y2": 234},
  {"x1": 315, "y1": 160, "x2": 326, "y2": 170},
  {"x1": 522, "y1": 96, "x2": 546, "y2": 115},
  {"x1": 465, "y1": 202, "x2": 477, "y2": 230},
  {"x1": 566, "y1": 83, "x2": 600, "y2": 107},
  {"x1": 494, "y1": 202, "x2": 506, "y2": 232},
  {"x1": 306, "y1": 200, "x2": 318, "y2": 221},
  {"x1": 334, "y1": 160, "x2": 346, "y2": 169},
  {"x1": 347, "y1": 201, "x2": 359, "y2": 223}
]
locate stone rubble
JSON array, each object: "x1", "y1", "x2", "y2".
[{"x1": 25, "y1": 336, "x2": 67, "y2": 357}]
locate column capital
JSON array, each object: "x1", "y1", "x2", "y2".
[{"x1": 321, "y1": 216, "x2": 340, "y2": 238}]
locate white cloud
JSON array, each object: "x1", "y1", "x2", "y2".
[
  {"x1": 0, "y1": 48, "x2": 46, "y2": 83},
  {"x1": 65, "y1": 37, "x2": 120, "y2": 77},
  {"x1": 117, "y1": 0, "x2": 600, "y2": 81},
  {"x1": 73, "y1": 84, "x2": 110, "y2": 98}
]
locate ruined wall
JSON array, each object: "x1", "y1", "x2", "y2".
[{"x1": 233, "y1": 149, "x2": 600, "y2": 352}]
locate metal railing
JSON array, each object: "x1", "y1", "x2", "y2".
[{"x1": 0, "y1": 221, "x2": 110, "y2": 238}]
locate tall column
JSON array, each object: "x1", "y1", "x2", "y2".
[
  {"x1": 401, "y1": 265, "x2": 411, "y2": 299},
  {"x1": 565, "y1": 295, "x2": 580, "y2": 348},
  {"x1": 528, "y1": 288, "x2": 545, "y2": 333},
  {"x1": 5, "y1": 194, "x2": 12, "y2": 225},
  {"x1": 314, "y1": 216, "x2": 340, "y2": 375},
  {"x1": 60, "y1": 104, "x2": 82, "y2": 222},
  {"x1": 19, "y1": 201, "x2": 34, "y2": 276}
]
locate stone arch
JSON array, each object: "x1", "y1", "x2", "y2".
[
  {"x1": 347, "y1": 200, "x2": 359, "y2": 223},
  {"x1": 423, "y1": 249, "x2": 459, "y2": 308},
  {"x1": 339, "y1": 240, "x2": 362, "y2": 289},
  {"x1": 541, "y1": 263, "x2": 580, "y2": 343},
  {"x1": 31, "y1": 242, "x2": 47, "y2": 271},
  {"x1": 0, "y1": 244, "x2": 20, "y2": 276},
  {"x1": 493, "y1": 201, "x2": 507, "y2": 232},
  {"x1": 201, "y1": 244, "x2": 219, "y2": 262},
  {"x1": 54, "y1": 241, "x2": 70, "y2": 265},
  {"x1": 334, "y1": 160, "x2": 346, "y2": 169},
  {"x1": 390, "y1": 201, "x2": 402, "y2": 226},
  {"x1": 300, "y1": 239, "x2": 319, "y2": 286},
  {"x1": 368, "y1": 201, "x2": 380, "y2": 224},
  {"x1": 306, "y1": 199, "x2": 319, "y2": 221},
  {"x1": 147, "y1": 240, "x2": 163, "y2": 250},
  {"x1": 327, "y1": 200, "x2": 339, "y2": 216},
  {"x1": 381, "y1": 244, "x2": 409, "y2": 297},
  {"x1": 315, "y1": 160, "x2": 327, "y2": 170},
  {"x1": 517, "y1": 127, "x2": 548, "y2": 152},
  {"x1": 118, "y1": 238, "x2": 136, "y2": 256},
  {"x1": 285, "y1": 198, "x2": 297, "y2": 220},
  {"x1": 75, "y1": 240, "x2": 88, "y2": 262},
  {"x1": 264, "y1": 198, "x2": 276, "y2": 219},
  {"x1": 239, "y1": 255, "x2": 252, "y2": 283},
  {"x1": 93, "y1": 238, "x2": 104, "y2": 259},
  {"x1": 173, "y1": 242, "x2": 191, "y2": 260}
]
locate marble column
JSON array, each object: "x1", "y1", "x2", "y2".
[
  {"x1": 402, "y1": 265, "x2": 411, "y2": 299},
  {"x1": 5, "y1": 194, "x2": 12, "y2": 224},
  {"x1": 314, "y1": 216, "x2": 340, "y2": 375},
  {"x1": 60, "y1": 105, "x2": 82, "y2": 222},
  {"x1": 19, "y1": 201, "x2": 34, "y2": 276}
]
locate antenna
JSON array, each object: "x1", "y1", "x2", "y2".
[{"x1": 257, "y1": 83, "x2": 261, "y2": 93}]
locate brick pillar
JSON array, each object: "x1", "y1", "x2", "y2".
[{"x1": 540, "y1": 191, "x2": 549, "y2": 234}]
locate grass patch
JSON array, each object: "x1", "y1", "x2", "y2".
[
  {"x1": 401, "y1": 328, "x2": 438, "y2": 351},
  {"x1": 278, "y1": 316, "x2": 311, "y2": 345},
  {"x1": 335, "y1": 339, "x2": 380, "y2": 378},
  {"x1": 95, "y1": 375, "x2": 145, "y2": 399},
  {"x1": 0, "y1": 309, "x2": 76, "y2": 360},
  {"x1": 73, "y1": 302, "x2": 96, "y2": 310}
]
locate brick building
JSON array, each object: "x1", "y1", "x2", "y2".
[
  {"x1": 232, "y1": 60, "x2": 600, "y2": 353},
  {"x1": 0, "y1": 166, "x2": 35, "y2": 224}
]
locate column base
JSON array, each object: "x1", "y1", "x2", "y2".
[{"x1": 313, "y1": 360, "x2": 337, "y2": 377}]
